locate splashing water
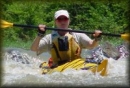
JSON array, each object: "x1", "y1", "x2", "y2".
[{"x1": 1, "y1": 45, "x2": 129, "y2": 87}]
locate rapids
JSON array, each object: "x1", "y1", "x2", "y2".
[{"x1": 1, "y1": 42, "x2": 129, "y2": 87}]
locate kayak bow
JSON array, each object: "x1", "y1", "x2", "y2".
[{"x1": 40, "y1": 58, "x2": 108, "y2": 76}]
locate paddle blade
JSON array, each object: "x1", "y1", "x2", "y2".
[
  {"x1": 121, "y1": 33, "x2": 130, "y2": 42},
  {"x1": 1, "y1": 20, "x2": 13, "y2": 28},
  {"x1": 90, "y1": 59, "x2": 108, "y2": 76}
]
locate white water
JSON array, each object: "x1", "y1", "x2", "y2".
[{"x1": 1, "y1": 48, "x2": 129, "y2": 87}]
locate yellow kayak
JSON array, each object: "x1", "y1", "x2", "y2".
[{"x1": 39, "y1": 58, "x2": 108, "y2": 76}]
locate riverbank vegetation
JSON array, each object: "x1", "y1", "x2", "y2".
[{"x1": 1, "y1": 0, "x2": 129, "y2": 49}]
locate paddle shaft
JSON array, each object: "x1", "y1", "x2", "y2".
[{"x1": 13, "y1": 24, "x2": 121, "y2": 37}]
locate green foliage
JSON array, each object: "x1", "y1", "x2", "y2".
[{"x1": 1, "y1": 0, "x2": 129, "y2": 42}]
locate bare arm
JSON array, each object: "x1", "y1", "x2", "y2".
[
  {"x1": 30, "y1": 24, "x2": 46, "y2": 52},
  {"x1": 31, "y1": 36, "x2": 42, "y2": 51},
  {"x1": 86, "y1": 39, "x2": 99, "y2": 49},
  {"x1": 79, "y1": 30, "x2": 101, "y2": 49},
  {"x1": 87, "y1": 30, "x2": 102, "y2": 49}
]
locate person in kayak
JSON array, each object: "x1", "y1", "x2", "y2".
[{"x1": 31, "y1": 9, "x2": 102, "y2": 68}]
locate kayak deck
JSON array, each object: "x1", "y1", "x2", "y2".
[{"x1": 40, "y1": 58, "x2": 108, "y2": 76}]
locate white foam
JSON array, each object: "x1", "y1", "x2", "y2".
[{"x1": 1, "y1": 48, "x2": 129, "y2": 87}]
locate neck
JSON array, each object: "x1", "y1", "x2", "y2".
[
  {"x1": 56, "y1": 27, "x2": 69, "y2": 36},
  {"x1": 58, "y1": 31, "x2": 68, "y2": 36}
]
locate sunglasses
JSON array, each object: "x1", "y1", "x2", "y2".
[{"x1": 56, "y1": 17, "x2": 69, "y2": 22}]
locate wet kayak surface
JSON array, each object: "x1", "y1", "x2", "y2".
[{"x1": 1, "y1": 47, "x2": 129, "y2": 87}]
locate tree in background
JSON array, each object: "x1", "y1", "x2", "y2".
[{"x1": 1, "y1": 0, "x2": 129, "y2": 41}]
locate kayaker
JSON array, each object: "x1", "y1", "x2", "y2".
[{"x1": 31, "y1": 9, "x2": 102, "y2": 68}]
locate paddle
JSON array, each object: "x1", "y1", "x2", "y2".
[{"x1": 1, "y1": 20, "x2": 130, "y2": 41}]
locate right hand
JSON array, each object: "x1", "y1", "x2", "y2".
[{"x1": 38, "y1": 24, "x2": 46, "y2": 34}]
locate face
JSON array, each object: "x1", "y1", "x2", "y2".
[{"x1": 55, "y1": 15, "x2": 70, "y2": 29}]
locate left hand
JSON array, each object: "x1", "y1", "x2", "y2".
[{"x1": 93, "y1": 30, "x2": 102, "y2": 38}]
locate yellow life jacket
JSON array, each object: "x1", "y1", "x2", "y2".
[{"x1": 50, "y1": 33, "x2": 81, "y2": 65}]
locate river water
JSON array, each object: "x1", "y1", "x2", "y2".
[{"x1": 1, "y1": 47, "x2": 129, "y2": 87}]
